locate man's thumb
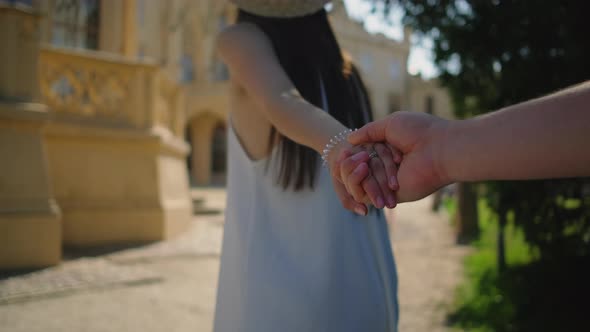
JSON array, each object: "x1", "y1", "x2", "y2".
[{"x1": 348, "y1": 120, "x2": 388, "y2": 145}]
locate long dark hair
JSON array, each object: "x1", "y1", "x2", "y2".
[{"x1": 236, "y1": 8, "x2": 374, "y2": 191}]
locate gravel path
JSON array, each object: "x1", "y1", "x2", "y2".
[
  {"x1": 389, "y1": 197, "x2": 471, "y2": 332},
  {"x1": 0, "y1": 190, "x2": 468, "y2": 332}
]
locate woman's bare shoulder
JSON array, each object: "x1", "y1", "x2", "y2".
[{"x1": 216, "y1": 23, "x2": 271, "y2": 57}]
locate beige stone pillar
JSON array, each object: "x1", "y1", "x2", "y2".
[
  {"x1": 99, "y1": 0, "x2": 124, "y2": 53},
  {"x1": 0, "y1": 5, "x2": 40, "y2": 102},
  {"x1": 122, "y1": 0, "x2": 138, "y2": 57},
  {"x1": 0, "y1": 5, "x2": 61, "y2": 269}
]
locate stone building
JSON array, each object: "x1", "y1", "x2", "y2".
[
  {"x1": 0, "y1": 0, "x2": 451, "y2": 269},
  {"x1": 0, "y1": 0, "x2": 199, "y2": 269}
]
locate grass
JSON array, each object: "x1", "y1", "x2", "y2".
[
  {"x1": 448, "y1": 199, "x2": 535, "y2": 332},
  {"x1": 443, "y1": 196, "x2": 457, "y2": 224},
  {"x1": 446, "y1": 199, "x2": 590, "y2": 332},
  {"x1": 446, "y1": 200, "x2": 532, "y2": 332}
]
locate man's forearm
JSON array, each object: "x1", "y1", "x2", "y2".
[{"x1": 443, "y1": 81, "x2": 590, "y2": 182}]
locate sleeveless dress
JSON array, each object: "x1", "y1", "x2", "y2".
[{"x1": 214, "y1": 82, "x2": 399, "y2": 332}]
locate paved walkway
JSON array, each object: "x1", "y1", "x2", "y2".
[
  {"x1": 0, "y1": 189, "x2": 468, "y2": 332},
  {"x1": 389, "y1": 198, "x2": 471, "y2": 331}
]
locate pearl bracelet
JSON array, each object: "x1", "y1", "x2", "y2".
[{"x1": 321, "y1": 128, "x2": 355, "y2": 167}]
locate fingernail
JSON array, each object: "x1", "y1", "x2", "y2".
[
  {"x1": 352, "y1": 152, "x2": 367, "y2": 161},
  {"x1": 387, "y1": 195, "x2": 395, "y2": 208},
  {"x1": 376, "y1": 196, "x2": 385, "y2": 209},
  {"x1": 353, "y1": 163, "x2": 367, "y2": 175},
  {"x1": 389, "y1": 176, "x2": 398, "y2": 190},
  {"x1": 354, "y1": 206, "x2": 366, "y2": 216}
]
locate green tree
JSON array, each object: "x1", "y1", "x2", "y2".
[{"x1": 371, "y1": 0, "x2": 590, "y2": 262}]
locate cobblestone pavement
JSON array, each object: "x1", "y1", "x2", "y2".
[{"x1": 0, "y1": 188, "x2": 468, "y2": 332}]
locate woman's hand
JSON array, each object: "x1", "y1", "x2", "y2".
[
  {"x1": 328, "y1": 141, "x2": 402, "y2": 215},
  {"x1": 342, "y1": 112, "x2": 451, "y2": 203}
]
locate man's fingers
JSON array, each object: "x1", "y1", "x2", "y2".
[
  {"x1": 375, "y1": 143, "x2": 400, "y2": 192},
  {"x1": 348, "y1": 119, "x2": 388, "y2": 145},
  {"x1": 372, "y1": 146, "x2": 397, "y2": 208}
]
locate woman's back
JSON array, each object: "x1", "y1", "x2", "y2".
[
  {"x1": 214, "y1": 6, "x2": 399, "y2": 331},
  {"x1": 215, "y1": 63, "x2": 398, "y2": 331},
  {"x1": 215, "y1": 117, "x2": 398, "y2": 332}
]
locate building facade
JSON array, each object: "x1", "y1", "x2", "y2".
[
  {"x1": 0, "y1": 0, "x2": 451, "y2": 269},
  {"x1": 0, "y1": 0, "x2": 199, "y2": 269}
]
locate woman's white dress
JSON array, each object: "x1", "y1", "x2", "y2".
[{"x1": 214, "y1": 83, "x2": 399, "y2": 332}]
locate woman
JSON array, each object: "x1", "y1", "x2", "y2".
[{"x1": 214, "y1": 1, "x2": 400, "y2": 331}]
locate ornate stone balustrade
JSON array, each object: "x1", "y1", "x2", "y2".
[
  {"x1": 35, "y1": 45, "x2": 191, "y2": 251},
  {"x1": 39, "y1": 45, "x2": 184, "y2": 136}
]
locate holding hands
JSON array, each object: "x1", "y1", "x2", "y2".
[
  {"x1": 333, "y1": 79, "x2": 590, "y2": 213},
  {"x1": 326, "y1": 139, "x2": 402, "y2": 216},
  {"x1": 329, "y1": 112, "x2": 452, "y2": 214}
]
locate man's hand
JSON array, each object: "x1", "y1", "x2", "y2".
[
  {"x1": 328, "y1": 141, "x2": 401, "y2": 214},
  {"x1": 334, "y1": 143, "x2": 401, "y2": 208},
  {"x1": 343, "y1": 112, "x2": 452, "y2": 203}
]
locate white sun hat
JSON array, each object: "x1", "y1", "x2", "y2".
[{"x1": 230, "y1": 0, "x2": 331, "y2": 18}]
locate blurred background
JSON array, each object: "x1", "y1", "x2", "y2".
[{"x1": 0, "y1": 0, "x2": 588, "y2": 331}]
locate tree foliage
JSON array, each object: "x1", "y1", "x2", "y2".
[{"x1": 372, "y1": 0, "x2": 590, "y2": 259}]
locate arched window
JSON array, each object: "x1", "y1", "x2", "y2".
[{"x1": 50, "y1": 0, "x2": 101, "y2": 50}]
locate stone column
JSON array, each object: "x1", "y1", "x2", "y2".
[
  {"x1": 122, "y1": 0, "x2": 138, "y2": 57},
  {"x1": 0, "y1": 4, "x2": 62, "y2": 269},
  {"x1": 99, "y1": 0, "x2": 124, "y2": 53}
]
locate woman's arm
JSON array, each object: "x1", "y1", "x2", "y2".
[
  {"x1": 217, "y1": 23, "x2": 396, "y2": 210},
  {"x1": 217, "y1": 23, "x2": 346, "y2": 155}
]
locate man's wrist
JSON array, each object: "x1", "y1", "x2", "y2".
[{"x1": 437, "y1": 118, "x2": 459, "y2": 185}]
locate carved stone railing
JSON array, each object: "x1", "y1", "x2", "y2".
[{"x1": 38, "y1": 45, "x2": 184, "y2": 136}]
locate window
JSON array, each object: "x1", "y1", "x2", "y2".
[
  {"x1": 388, "y1": 93, "x2": 401, "y2": 114},
  {"x1": 51, "y1": 0, "x2": 101, "y2": 50},
  {"x1": 217, "y1": 14, "x2": 228, "y2": 31},
  {"x1": 389, "y1": 59, "x2": 401, "y2": 80},
  {"x1": 209, "y1": 13, "x2": 230, "y2": 82},
  {"x1": 425, "y1": 95, "x2": 434, "y2": 114},
  {"x1": 179, "y1": 54, "x2": 195, "y2": 83},
  {"x1": 179, "y1": 22, "x2": 196, "y2": 83},
  {"x1": 7, "y1": 0, "x2": 33, "y2": 5},
  {"x1": 360, "y1": 53, "x2": 373, "y2": 73}
]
